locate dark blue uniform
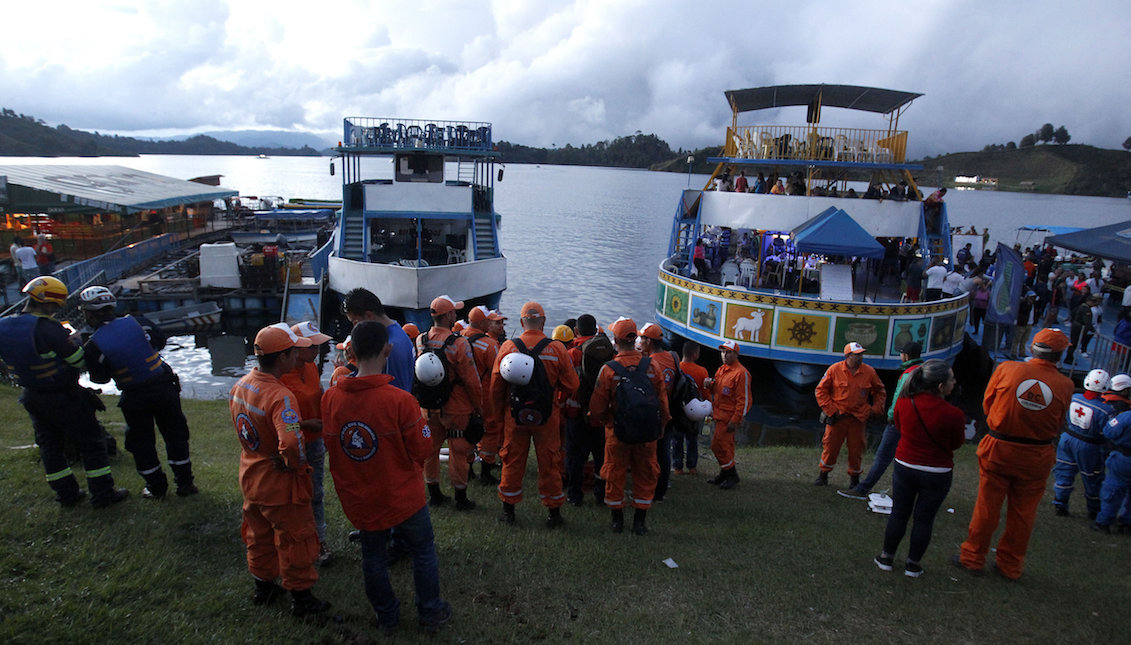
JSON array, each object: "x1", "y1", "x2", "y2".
[
  {"x1": 0, "y1": 313, "x2": 120, "y2": 506},
  {"x1": 85, "y1": 315, "x2": 195, "y2": 497}
]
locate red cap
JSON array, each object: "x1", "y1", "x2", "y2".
[
  {"x1": 254, "y1": 323, "x2": 312, "y2": 356},
  {"x1": 638, "y1": 322, "x2": 663, "y2": 340},
  {"x1": 521, "y1": 301, "x2": 546, "y2": 319},
  {"x1": 1032, "y1": 328, "x2": 1070, "y2": 352},
  {"x1": 430, "y1": 295, "x2": 464, "y2": 316},
  {"x1": 609, "y1": 317, "x2": 637, "y2": 341},
  {"x1": 402, "y1": 323, "x2": 420, "y2": 341},
  {"x1": 843, "y1": 342, "x2": 866, "y2": 355},
  {"x1": 719, "y1": 340, "x2": 739, "y2": 352}
]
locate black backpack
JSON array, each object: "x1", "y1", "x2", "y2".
[
  {"x1": 576, "y1": 334, "x2": 616, "y2": 412},
  {"x1": 607, "y1": 356, "x2": 663, "y2": 444},
  {"x1": 508, "y1": 338, "x2": 555, "y2": 426},
  {"x1": 666, "y1": 351, "x2": 700, "y2": 436},
  {"x1": 413, "y1": 333, "x2": 460, "y2": 410}
]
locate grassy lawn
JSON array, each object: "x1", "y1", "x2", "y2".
[{"x1": 0, "y1": 385, "x2": 1125, "y2": 644}]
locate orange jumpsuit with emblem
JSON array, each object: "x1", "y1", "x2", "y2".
[
  {"x1": 589, "y1": 350, "x2": 670, "y2": 510},
  {"x1": 230, "y1": 368, "x2": 318, "y2": 591},
  {"x1": 462, "y1": 327, "x2": 500, "y2": 465},
  {"x1": 814, "y1": 360, "x2": 885, "y2": 475},
  {"x1": 959, "y1": 357, "x2": 1073, "y2": 579},
  {"x1": 710, "y1": 361, "x2": 751, "y2": 470},
  {"x1": 490, "y1": 330, "x2": 579, "y2": 507},
  {"x1": 418, "y1": 326, "x2": 482, "y2": 490}
]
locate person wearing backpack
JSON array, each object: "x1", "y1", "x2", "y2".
[
  {"x1": 490, "y1": 301, "x2": 579, "y2": 528},
  {"x1": 589, "y1": 318, "x2": 669, "y2": 535},
  {"x1": 565, "y1": 314, "x2": 613, "y2": 506},
  {"x1": 674, "y1": 341, "x2": 709, "y2": 475},
  {"x1": 637, "y1": 322, "x2": 679, "y2": 501},
  {"x1": 705, "y1": 340, "x2": 751, "y2": 490},
  {"x1": 416, "y1": 296, "x2": 484, "y2": 511},
  {"x1": 463, "y1": 305, "x2": 504, "y2": 484}
]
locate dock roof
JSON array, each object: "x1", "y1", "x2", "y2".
[
  {"x1": 0, "y1": 164, "x2": 237, "y2": 213},
  {"x1": 725, "y1": 84, "x2": 922, "y2": 116}
]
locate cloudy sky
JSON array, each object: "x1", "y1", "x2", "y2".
[{"x1": 2, "y1": 0, "x2": 1127, "y2": 157}]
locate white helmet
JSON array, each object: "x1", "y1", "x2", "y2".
[
  {"x1": 1110, "y1": 374, "x2": 1131, "y2": 392},
  {"x1": 414, "y1": 353, "x2": 446, "y2": 387},
  {"x1": 683, "y1": 398, "x2": 713, "y2": 421},
  {"x1": 500, "y1": 352, "x2": 535, "y2": 385},
  {"x1": 1084, "y1": 369, "x2": 1110, "y2": 393},
  {"x1": 79, "y1": 285, "x2": 116, "y2": 311}
]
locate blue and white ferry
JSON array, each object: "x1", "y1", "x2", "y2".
[
  {"x1": 321, "y1": 117, "x2": 506, "y2": 329},
  {"x1": 656, "y1": 84, "x2": 969, "y2": 385}
]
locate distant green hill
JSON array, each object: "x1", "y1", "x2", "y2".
[
  {"x1": 653, "y1": 143, "x2": 1131, "y2": 198},
  {"x1": 0, "y1": 108, "x2": 321, "y2": 157},
  {"x1": 913, "y1": 144, "x2": 1131, "y2": 197}
]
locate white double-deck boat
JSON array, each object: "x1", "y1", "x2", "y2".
[
  {"x1": 656, "y1": 84, "x2": 969, "y2": 385},
  {"x1": 322, "y1": 117, "x2": 506, "y2": 328}
]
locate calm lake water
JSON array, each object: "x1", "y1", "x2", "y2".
[{"x1": 9, "y1": 155, "x2": 1130, "y2": 399}]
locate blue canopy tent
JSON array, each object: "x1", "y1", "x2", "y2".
[
  {"x1": 791, "y1": 206, "x2": 885, "y2": 257},
  {"x1": 1046, "y1": 220, "x2": 1131, "y2": 263}
]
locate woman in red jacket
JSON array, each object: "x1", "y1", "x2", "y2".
[{"x1": 873, "y1": 359, "x2": 965, "y2": 578}]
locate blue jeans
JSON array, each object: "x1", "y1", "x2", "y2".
[
  {"x1": 671, "y1": 423, "x2": 700, "y2": 470},
  {"x1": 882, "y1": 462, "x2": 953, "y2": 562},
  {"x1": 655, "y1": 425, "x2": 674, "y2": 497},
  {"x1": 359, "y1": 506, "x2": 445, "y2": 627},
  {"x1": 859, "y1": 423, "x2": 900, "y2": 492},
  {"x1": 306, "y1": 438, "x2": 326, "y2": 542},
  {"x1": 1053, "y1": 434, "x2": 1105, "y2": 515}
]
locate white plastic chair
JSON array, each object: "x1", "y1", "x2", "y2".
[
  {"x1": 446, "y1": 246, "x2": 466, "y2": 264},
  {"x1": 739, "y1": 260, "x2": 757, "y2": 288},
  {"x1": 720, "y1": 260, "x2": 740, "y2": 286},
  {"x1": 833, "y1": 134, "x2": 851, "y2": 161}
]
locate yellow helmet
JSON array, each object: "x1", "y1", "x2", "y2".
[
  {"x1": 551, "y1": 324, "x2": 575, "y2": 343},
  {"x1": 22, "y1": 276, "x2": 69, "y2": 305}
]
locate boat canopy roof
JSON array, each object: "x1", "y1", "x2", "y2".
[
  {"x1": 0, "y1": 164, "x2": 236, "y2": 213},
  {"x1": 1046, "y1": 220, "x2": 1131, "y2": 263},
  {"x1": 725, "y1": 84, "x2": 922, "y2": 116},
  {"x1": 792, "y1": 206, "x2": 886, "y2": 258}
]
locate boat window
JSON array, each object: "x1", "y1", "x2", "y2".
[
  {"x1": 366, "y1": 216, "x2": 471, "y2": 265},
  {"x1": 395, "y1": 153, "x2": 444, "y2": 183}
]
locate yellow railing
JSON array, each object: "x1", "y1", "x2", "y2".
[{"x1": 724, "y1": 125, "x2": 908, "y2": 163}]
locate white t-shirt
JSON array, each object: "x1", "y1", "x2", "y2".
[
  {"x1": 942, "y1": 271, "x2": 964, "y2": 295},
  {"x1": 14, "y1": 245, "x2": 37, "y2": 269},
  {"x1": 924, "y1": 265, "x2": 947, "y2": 289}
]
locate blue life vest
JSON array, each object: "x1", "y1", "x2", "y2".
[
  {"x1": 89, "y1": 316, "x2": 167, "y2": 389},
  {"x1": 0, "y1": 314, "x2": 77, "y2": 389}
]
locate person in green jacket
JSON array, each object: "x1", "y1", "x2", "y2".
[{"x1": 837, "y1": 341, "x2": 924, "y2": 499}]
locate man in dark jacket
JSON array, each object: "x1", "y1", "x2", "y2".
[{"x1": 1066, "y1": 294, "x2": 1100, "y2": 364}]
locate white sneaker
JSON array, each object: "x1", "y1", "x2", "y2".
[{"x1": 1080, "y1": 351, "x2": 1090, "y2": 358}]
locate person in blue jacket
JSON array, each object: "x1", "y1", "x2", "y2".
[
  {"x1": 342, "y1": 288, "x2": 415, "y2": 393},
  {"x1": 80, "y1": 286, "x2": 197, "y2": 498},
  {"x1": 1095, "y1": 407, "x2": 1131, "y2": 533},
  {"x1": 0, "y1": 277, "x2": 129, "y2": 508},
  {"x1": 1052, "y1": 369, "x2": 1112, "y2": 518}
]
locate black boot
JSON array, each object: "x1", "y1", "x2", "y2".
[
  {"x1": 478, "y1": 462, "x2": 499, "y2": 485},
  {"x1": 813, "y1": 471, "x2": 829, "y2": 486},
  {"x1": 546, "y1": 507, "x2": 564, "y2": 529},
  {"x1": 610, "y1": 508, "x2": 624, "y2": 534},
  {"x1": 141, "y1": 470, "x2": 169, "y2": 499},
  {"x1": 171, "y1": 461, "x2": 199, "y2": 496},
  {"x1": 849, "y1": 473, "x2": 860, "y2": 489},
  {"x1": 290, "y1": 588, "x2": 331, "y2": 617},
  {"x1": 593, "y1": 480, "x2": 606, "y2": 506},
  {"x1": 718, "y1": 467, "x2": 740, "y2": 490},
  {"x1": 632, "y1": 508, "x2": 648, "y2": 536},
  {"x1": 454, "y1": 488, "x2": 476, "y2": 511},
  {"x1": 427, "y1": 483, "x2": 449, "y2": 507},
  {"x1": 498, "y1": 501, "x2": 516, "y2": 524},
  {"x1": 708, "y1": 470, "x2": 728, "y2": 485},
  {"x1": 253, "y1": 578, "x2": 285, "y2": 605}
]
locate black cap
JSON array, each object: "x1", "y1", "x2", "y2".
[{"x1": 900, "y1": 341, "x2": 923, "y2": 358}]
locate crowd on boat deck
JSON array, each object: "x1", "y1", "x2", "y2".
[{"x1": 710, "y1": 169, "x2": 920, "y2": 202}]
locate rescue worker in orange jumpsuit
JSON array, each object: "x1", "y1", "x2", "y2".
[
  {"x1": 589, "y1": 318, "x2": 669, "y2": 534},
  {"x1": 230, "y1": 323, "x2": 329, "y2": 617},
  {"x1": 814, "y1": 342, "x2": 886, "y2": 487},
  {"x1": 321, "y1": 321, "x2": 451, "y2": 635},
  {"x1": 490, "y1": 301, "x2": 579, "y2": 528},
  {"x1": 954, "y1": 328, "x2": 1074, "y2": 580},
  {"x1": 706, "y1": 340, "x2": 751, "y2": 489},
  {"x1": 637, "y1": 322, "x2": 679, "y2": 500},
  {"x1": 417, "y1": 295, "x2": 483, "y2": 511},
  {"x1": 463, "y1": 305, "x2": 503, "y2": 484},
  {"x1": 280, "y1": 321, "x2": 334, "y2": 565}
]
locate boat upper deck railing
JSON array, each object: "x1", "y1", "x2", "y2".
[
  {"x1": 339, "y1": 117, "x2": 495, "y2": 156},
  {"x1": 724, "y1": 125, "x2": 908, "y2": 164}
]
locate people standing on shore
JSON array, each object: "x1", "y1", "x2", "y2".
[
  {"x1": 416, "y1": 295, "x2": 483, "y2": 511},
  {"x1": 462, "y1": 305, "x2": 503, "y2": 484},
  {"x1": 588, "y1": 318, "x2": 669, "y2": 534},
  {"x1": 566, "y1": 314, "x2": 612, "y2": 506},
  {"x1": 280, "y1": 321, "x2": 334, "y2": 565},
  {"x1": 814, "y1": 343, "x2": 886, "y2": 488},
  {"x1": 491, "y1": 301, "x2": 578, "y2": 527},
  {"x1": 13, "y1": 237, "x2": 39, "y2": 284},
  {"x1": 953, "y1": 328, "x2": 1074, "y2": 581},
  {"x1": 674, "y1": 341, "x2": 709, "y2": 475},
  {"x1": 229, "y1": 323, "x2": 329, "y2": 616},
  {"x1": 321, "y1": 320, "x2": 452, "y2": 635},
  {"x1": 1051, "y1": 369, "x2": 1112, "y2": 518},
  {"x1": 0, "y1": 277, "x2": 129, "y2": 509},
  {"x1": 342, "y1": 288, "x2": 415, "y2": 392},
  {"x1": 81, "y1": 285, "x2": 198, "y2": 500},
  {"x1": 706, "y1": 340, "x2": 751, "y2": 490},
  {"x1": 636, "y1": 322, "x2": 678, "y2": 501},
  {"x1": 873, "y1": 359, "x2": 965, "y2": 578},
  {"x1": 838, "y1": 341, "x2": 923, "y2": 500}
]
